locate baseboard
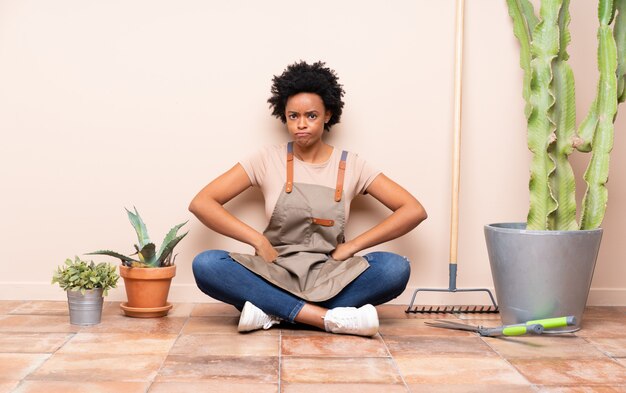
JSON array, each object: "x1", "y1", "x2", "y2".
[
  {"x1": 586, "y1": 288, "x2": 626, "y2": 306},
  {"x1": 2, "y1": 282, "x2": 625, "y2": 306}
]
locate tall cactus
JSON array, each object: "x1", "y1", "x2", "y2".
[
  {"x1": 507, "y1": 0, "x2": 626, "y2": 230},
  {"x1": 617, "y1": 0, "x2": 626, "y2": 102}
]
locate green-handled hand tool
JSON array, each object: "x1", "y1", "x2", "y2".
[{"x1": 424, "y1": 316, "x2": 576, "y2": 337}]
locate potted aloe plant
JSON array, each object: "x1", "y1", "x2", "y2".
[
  {"x1": 485, "y1": 0, "x2": 626, "y2": 331},
  {"x1": 52, "y1": 256, "x2": 119, "y2": 325},
  {"x1": 88, "y1": 207, "x2": 188, "y2": 318}
]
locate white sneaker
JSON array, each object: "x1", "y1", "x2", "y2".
[
  {"x1": 323, "y1": 304, "x2": 379, "y2": 337},
  {"x1": 238, "y1": 301, "x2": 281, "y2": 332}
]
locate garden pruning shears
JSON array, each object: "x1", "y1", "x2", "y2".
[{"x1": 424, "y1": 316, "x2": 576, "y2": 337}]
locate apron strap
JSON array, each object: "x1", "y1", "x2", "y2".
[
  {"x1": 286, "y1": 142, "x2": 294, "y2": 193},
  {"x1": 335, "y1": 150, "x2": 348, "y2": 202},
  {"x1": 287, "y1": 142, "x2": 347, "y2": 201}
]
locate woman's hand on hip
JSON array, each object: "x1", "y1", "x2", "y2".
[
  {"x1": 254, "y1": 236, "x2": 279, "y2": 263},
  {"x1": 331, "y1": 242, "x2": 358, "y2": 261}
]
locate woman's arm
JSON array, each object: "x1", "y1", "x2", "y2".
[
  {"x1": 331, "y1": 173, "x2": 427, "y2": 261},
  {"x1": 188, "y1": 163, "x2": 278, "y2": 262}
]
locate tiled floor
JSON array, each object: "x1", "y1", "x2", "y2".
[{"x1": 0, "y1": 301, "x2": 625, "y2": 392}]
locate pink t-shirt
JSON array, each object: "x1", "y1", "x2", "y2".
[{"x1": 240, "y1": 143, "x2": 381, "y2": 221}]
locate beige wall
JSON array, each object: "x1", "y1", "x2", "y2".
[{"x1": 1, "y1": 0, "x2": 624, "y2": 305}]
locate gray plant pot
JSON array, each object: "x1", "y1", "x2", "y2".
[
  {"x1": 484, "y1": 223, "x2": 602, "y2": 332},
  {"x1": 67, "y1": 288, "x2": 104, "y2": 326}
]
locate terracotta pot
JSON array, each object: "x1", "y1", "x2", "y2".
[{"x1": 119, "y1": 265, "x2": 176, "y2": 317}]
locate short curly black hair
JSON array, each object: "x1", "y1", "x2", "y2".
[{"x1": 268, "y1": 61, "x2": 345, "y2": 131}]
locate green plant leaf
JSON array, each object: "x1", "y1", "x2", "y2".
[
  {"x1": 51, "y1": 257, "x2": 119, "y2": 294},
  {"x1": 156, "y1": 231, "x2": 188, "y2": 266},
  {"x1": 156, "y1": 221, "x2": 188, "y2": 264},
  {"x1": 126, "y1": 207, "x2": 151, "y2": 248},
  {"x1": 86, "y1": 250, "x2": 139, "y2": 266},
  {"x1": 138, "y1": 243, "x2": 158, "y2": 267}
]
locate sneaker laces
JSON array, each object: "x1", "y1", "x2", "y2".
[
  {"x1": 331, "y1": 314, "x2": 357, "y2": 330},
  {"x1": 262, "y1": 317, "x2": 280, "y2": 330}
]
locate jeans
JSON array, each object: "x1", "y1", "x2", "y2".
[{"x1": 192, "y1": 250, "x2": 411, "y2": 322}]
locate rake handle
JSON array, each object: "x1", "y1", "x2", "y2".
[{"x1": 450, "y1": 0, "x2": 465, "y2": 266}]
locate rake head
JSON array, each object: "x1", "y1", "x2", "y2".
[
  {"x1": 406, "y1": 304, "x2": 499, "y2": 314},
  {"x1": 405, "y1": 284, "x2": 499, "y2": 314}
]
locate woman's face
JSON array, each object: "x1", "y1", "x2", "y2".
[{"x1": 285, "y1": 92, "x2": 331, "y2": 149}]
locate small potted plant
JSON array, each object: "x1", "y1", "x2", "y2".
[
  {"x1": 88, "y1": 207, "x2": 188, "y2": 318},
  {"x1": 52, "y1": 256, "x2": 119, "y2": 325}
]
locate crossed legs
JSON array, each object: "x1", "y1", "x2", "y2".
[{"x1": 192, "y1": 250, "x2": 411, "y2": 332}]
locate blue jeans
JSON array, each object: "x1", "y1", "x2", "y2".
[{"x1": 192, "y1": 250, "x2": 411, "y2": 322}]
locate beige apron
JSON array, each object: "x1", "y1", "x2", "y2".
[{"x1": 230, "y1": 142, "x2": 370, "y2": 302}]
